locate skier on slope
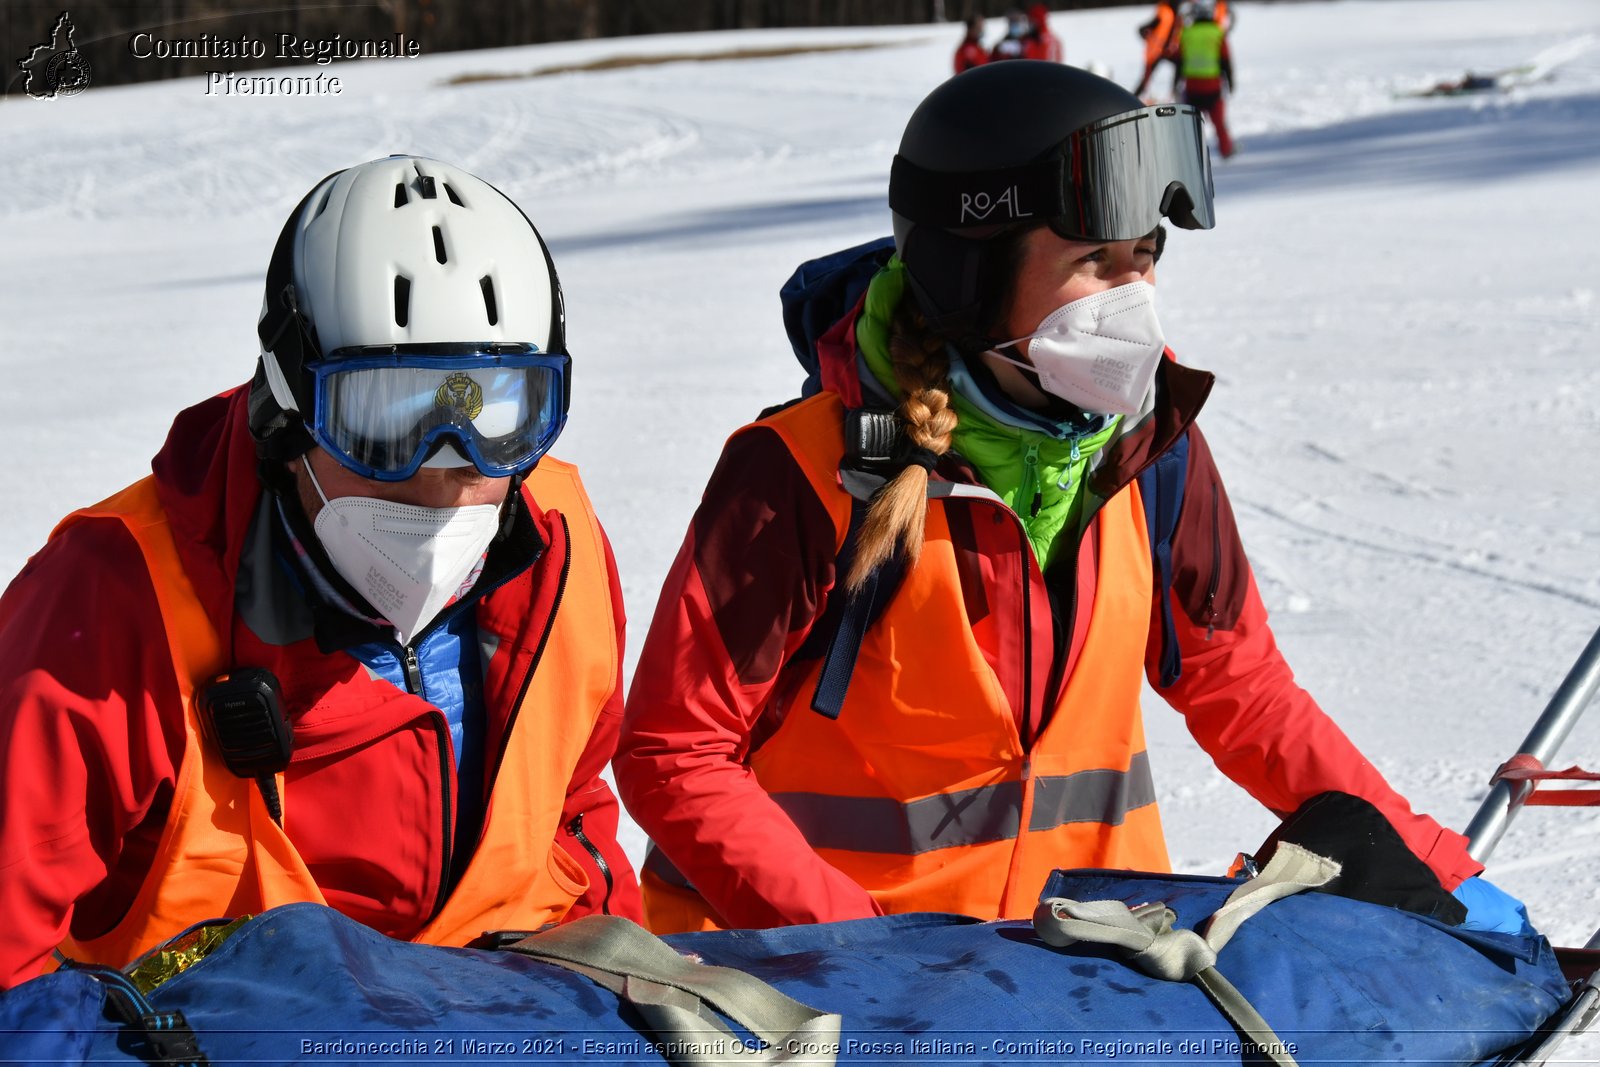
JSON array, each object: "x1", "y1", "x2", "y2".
[
  {"x1": 0, "y1": 156, "x2": 640, "y2": 987},
  {"x1": 1022, "y1": 4, "x2": 1064, "y2": 63},
  {"x1": 989, "y1": 9, "x2": 1033, "y2": 62},
  {"x1": 1134, "y1": 0, "x2": 1184, "y2": 99},
  {"x1": 954, "y1": 15, "x2": 988, "y2": 75},
  {"x1": 614, "y1": 62, "x2": 1530, "y2": 937},
  {"x1": 1178, "y1": 0, "x2": 1236, "y2": 158}
]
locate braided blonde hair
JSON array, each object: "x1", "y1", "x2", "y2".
[{"x1": 845, "y1": 301, "x2": 959, "y2": 591}]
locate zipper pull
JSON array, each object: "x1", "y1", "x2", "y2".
[
  {"x1": 1056, "y1": 437, "x2": 1083, "y2": 493},
  {"x1": 567, "y1": 812, "x2": 616, "y2": 914},
  {"x1": 1022, "y1": 444, "x2": 1042, "y2": 517},
  {"x1": 402, "y1": 645, "x2": 423, "y2": 694}
]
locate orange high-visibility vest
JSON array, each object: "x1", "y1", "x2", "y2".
[
  {"x1": 643, "y1": 394, "x2": 1167, "y2": 931},
  {"x1": 55, "y1": 459, "x2": 617, "y2": 968}
]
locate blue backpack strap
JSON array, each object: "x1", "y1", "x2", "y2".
[
  {"x1": 1138, "y1": 430, "x2": 1190, "y2": 689},
  {"x1": 787, "y1": 409, "x2": 911, "y2": 721},
  {"x1": 809, "y1": 500, "x2": 908, "y2": 720}
]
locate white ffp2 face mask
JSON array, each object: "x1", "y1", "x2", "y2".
[
  {"x1": 987, "y1": 281, "x2": 1166, "y2": 416},
  {"x1": 303, "y1": 460, "x2": 501, "y2": 646}
]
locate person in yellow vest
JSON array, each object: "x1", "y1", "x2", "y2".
[
  {"x1": 0, "y1": 156, "x2": 640, "y2": 987},
  {"x1": 1179, "y1": 0, "x2": 1236, "y2": 158},
  {"x1": 615, "y1": 62, "x2": 1499, "y2": 934}
]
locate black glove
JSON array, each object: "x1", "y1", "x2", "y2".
[{"x1": 1249, "y1": 791, "x2": 1467, "y2": 924}]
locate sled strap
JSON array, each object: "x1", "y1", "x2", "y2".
[
  {"x1": 1492, "y1": 753, "x2": 1600, "y2": 806},
  {"x1": 1033, "y1": 842, "x2": 1342, "y2": 1067},
  {"x1": 510, "y1": 916, "x2": 841, "y2": 1066}
]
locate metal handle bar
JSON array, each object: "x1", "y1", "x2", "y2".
[{"x1": 1464, "y1": 623, "x2": 1600, "y2": 864}]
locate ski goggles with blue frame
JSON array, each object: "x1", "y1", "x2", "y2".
[
  {"x1": 889, "y1": 103, "x2": 1215, "y2": 240},
  {"x1": 305, "y1": 344, "x2": 570, "y2": 482}
]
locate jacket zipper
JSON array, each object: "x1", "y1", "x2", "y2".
[
  {"x1": 1021, "y1": 443, "x2": 1043, "y2": 517},
  {"x1": 566, "y1": 812, "x2": 615, "y2": 914},
  {"x1": 401, "y1": 645, "x2": 424, "y2": 693},
  {"x1": 427, "y1": 714, "x2": 455, "y2": 917},
  {"x1": 1019, "y1": 514, "x2": 1035, "y2": 753},
  {"x1": 393, "y1": 641, "x2": 457, "y2": 917},
  {"x1": 1204, "y1": 483, "x2": 1220, "y2": 639}
]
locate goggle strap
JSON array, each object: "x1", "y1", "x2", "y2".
[{"x1": 889, "y1": 154, "x2": 1067, "y2": 230}]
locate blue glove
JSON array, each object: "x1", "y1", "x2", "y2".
[{"x1": 1452, "y1": 876, "x2": 1534, "y2": 935}]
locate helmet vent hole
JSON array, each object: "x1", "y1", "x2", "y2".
[
  {"x1": 393, "y1": 183, "x2": 409, "y2": 208},
  {"x1": 480, "y1": 275, "x2": 498, "y2": 326},
  {"x1": 432, "y1": 226, "x2": 447, "y2": 264},
  {"x1": 312, "y1": 187, "x2": 334, "y2": 219},
  {"x1": 394, "y1": 276, "x2": 412, "y2": 327},
  {"x1": 418, "y1": 175, "x2": 437, "y2": 200},
  {"x1": 444, "y1": 183, "x2": 464, "y2": 207}
]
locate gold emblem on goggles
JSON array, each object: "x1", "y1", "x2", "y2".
[{"x1": 435, "y1": 372, "x2": 484, "y2": 420}]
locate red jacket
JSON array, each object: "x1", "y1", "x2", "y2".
[
  {"x1": 0, "y1": 387, "x2": 640, "y2": 987},
  {"x1": 616, "y1": 316, "x2": 1481, "y2": 931},
  {"x1": 1024, "y1": 5, "x2": 1063, "y2": 62},
  {"x1": 954, "y1": 40, "x2": 987, "y2": 74}
]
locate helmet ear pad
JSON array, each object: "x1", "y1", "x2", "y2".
[
  {"x1": 251, "y1": 172, "x2": 340, "y2": 459},
  {"x1": 899, "y1": 221, "x2": 1036, "y2": 354}
]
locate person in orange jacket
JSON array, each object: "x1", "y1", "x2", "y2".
[
  {"x1": 0, "y1": 156, "x2": 640, "y2": 988},
  {"x1": 954, "y1": 14, "x2": 988, "y2": 74},
  {"x1": 1134, "y1": 0, "x2": 1183, "y2": 98},
  {"x1": 1213, "y1": 0, "x2": 1235, "y2": 34},
  {"x1": 614, "y1": 63, "x2": 1488, "y2": 935}
]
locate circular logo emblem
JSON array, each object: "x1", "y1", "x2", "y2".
[
  {"x1": 46, "y1": 51, "x2": 92, "y2": 97},
  {"x1": 435, "y1": 372, "x2": 484, "y2": 420}
]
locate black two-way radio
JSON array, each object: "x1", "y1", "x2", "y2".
[{"x1": 197, "y1": 669, "x2": 293, "y2": 826}]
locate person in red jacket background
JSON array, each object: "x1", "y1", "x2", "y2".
[
  {"x1": 0, "y1": 155, "x2": 640, "y2": 988},
  {"x1": 1023, "y1": 4, "x2": 1063, "y2": 62},
  {"x1": 954, "y1": 14, "x2": 988, "y2": 74},
  {"x1": 614, "y1": 63, "x2": 1518, "y2": 936},
  {"x1": 988, "y1": 9, "x2": 1032, "y2": 61}
]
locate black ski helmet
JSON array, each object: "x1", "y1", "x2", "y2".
[{"x1": 889, "y1": 61, "x2": 1215, "y2": 347}]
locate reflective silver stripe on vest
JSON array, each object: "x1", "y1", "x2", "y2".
[
  {"x1": 770, "y1": 753, "x2": 1156, "y2": 856},
  {"x1": 1028, "y1": 752, "x2": 1157, "y2": 833}
]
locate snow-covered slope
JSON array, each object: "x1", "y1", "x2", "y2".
[{"x1": 3, "y1": 0, "x2": 1598, "y2": 1034}]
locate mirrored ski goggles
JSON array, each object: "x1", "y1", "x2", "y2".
[
  {"x1": 889, "y1": 104, "x2": 1215, "y2": 241},
  {"x1": 306, "y1": 345, "x2": 570, "y2": 482}
]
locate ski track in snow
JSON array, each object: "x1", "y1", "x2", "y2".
[{"x1": 4, "y1": 1, "x2": 1600, "y2": 1049}]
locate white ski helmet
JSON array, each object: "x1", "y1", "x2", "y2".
[{"x1": 251, "y1": 155, "x2": 567, "y2": 466}]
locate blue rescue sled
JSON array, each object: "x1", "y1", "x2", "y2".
[{"x1": 0, "y1": 865, "x2": 1578, "y2": 1066}]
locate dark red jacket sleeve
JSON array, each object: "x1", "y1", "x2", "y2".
[
  {"x1": 0, "y1": 519, "x2": 184, "y2": 989},
  {"x1": 1150, "y1": 426, "x2": 1481, "y2": 889},
  {"x1": 556, "y1": 526, "x2": 642, "y2": 922},
  {"x1": 615, "y1": 427, "x2": 883, "y2": 927}
]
